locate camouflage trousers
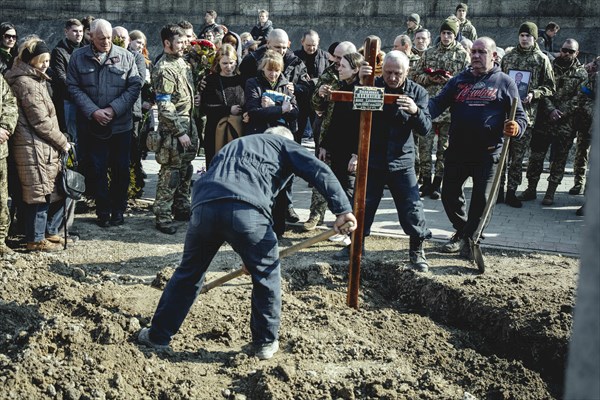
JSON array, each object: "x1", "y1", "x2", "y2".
[
  {"x1": 501, "y1": 127, "x2": 532, "y2": 191},
  {"x1": 154, "y1": 130, "x2": 199, "y2": 226},
  {"x1": 154, "y1": 160, "x2": 194, "y2": 226},
  {"x1": 572, "y1": 114, "x2": 593, "y2": 186},
  {"x1": 526, "y1": 119, "x2": 577, "y2": 186},
  {"x1": 0, "y1": 158, "x2": 9, "y2": 242},
  {"x1": 418, "y1": 122, "x2": 449, "y2": 179}
]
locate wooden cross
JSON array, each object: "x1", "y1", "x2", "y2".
[{"x1": 329, "y1": 36, "x2": 401, "y2": 309}]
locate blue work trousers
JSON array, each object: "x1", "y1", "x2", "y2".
[{"x1": 149, "y1": 199, "x2": 281, "y2": 346}]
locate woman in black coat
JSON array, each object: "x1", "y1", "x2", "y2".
[{"x1": 201, "y1": 44, "x2": 245, "y2": 166}]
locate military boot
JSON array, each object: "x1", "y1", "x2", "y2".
[
  {"x1": 518, "y1": 181, "x2": 538, "y2": 201},
  {"x1": 505, "y1": 189, "x2": 522, "y2": 208},
  {"x1": 419, "y1": 175, "x2": 432, "y2": 197},
  {"x1": 408, "y1": 236, "x2": 429, "y2": 273},
  {"x1": 542, "y1": 182, "x2": 559, "y2": 206},
  {"x1": 569, "y1": 182, "x2": 583, "y2": 195},
  {"x1": 429, "y1": 176, "x2": 442, "y2": 200},
  {"x1": 302, "y1": 214, "x2": 323, "y2": 231}
]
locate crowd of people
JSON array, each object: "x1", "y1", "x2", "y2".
[
  {"x1": 0, "y1": 4, "x2": 596, "y2": 360},
  {"x1": 0, "y1": 7, "x2": 595, "y2": 253}
]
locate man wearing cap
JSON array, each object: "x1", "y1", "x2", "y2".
[
  {"x1": 518, "y1": 39, "x2": 587, "y2": 206},
  {"x1": 403, "y1": 14, "x2": 424, "y2": 42},
  {"x1": 414, "y1": 18, "x2": 470, "y2": 200},
  {"x1": 499, "y1": 21, "x2": 555, "y2": 208},
  {"x1": 455, "y1": 3, "x2": 477, "y2": 41}
]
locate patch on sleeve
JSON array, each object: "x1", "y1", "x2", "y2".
[{"x1": 155, "y1": 93, "x2": 172, "y2": 102}]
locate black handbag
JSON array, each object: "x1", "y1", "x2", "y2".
[{"x1": 60, "y1": 147, "x2": 86, "y2": 200}]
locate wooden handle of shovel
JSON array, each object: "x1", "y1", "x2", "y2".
[{"x1": 199, "y1": 221, "x2": 354, "y2": 294}]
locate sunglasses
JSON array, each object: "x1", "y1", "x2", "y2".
[
  {"x1": 3, "y1": 34, "x2": 17, "y2": 40},
  {"x1": 561, "y1": 48, "x2": 576, "y2": 54}
]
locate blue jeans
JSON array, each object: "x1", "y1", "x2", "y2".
[
  {"x1": 149, "y1": 199, "x2": 281, "y2": 346},
  {"x1": 442, "y1": 155, "x2": 498, "y2": 239},
  {"x1": 363, "y1": 167, "x2": 431, "y2": 240},
  {"x1": 87, "y1": 131, "x2": 132, "y2": 219},
  {"x1": 23, "y1": 200, "x2": 64, "y2": 242}
]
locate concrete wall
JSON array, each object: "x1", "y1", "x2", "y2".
[{"x1": 1, "y1": 0, "x2": 598, "y2": 60}]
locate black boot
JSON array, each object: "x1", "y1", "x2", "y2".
[
  {"x1": 430, "y1": 176, "x2": 442, "y2": 200},
  {"x1": 496, "y1": 185, "x2": 505, "y2": 204},
  {"x1": 505, "y1": 189, "x2": 522, "y2": 208},
  {"x1": 419, "y1": 176, "x2": 432, "y2": 196},
  {"x1": 408, "y1": 236, "x2": 429, "y2": 272}
]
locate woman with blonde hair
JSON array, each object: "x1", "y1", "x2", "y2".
[
  {"x1": 5, "y1": 37, "x2": 70, "y2": 251},
  {"x1": 201, "y1": 43, "x2": 245, "y2": 166}
]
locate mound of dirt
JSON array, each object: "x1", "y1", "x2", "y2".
[{"x1": 0, "y1": 202, "x2": 577, "y2": 399}]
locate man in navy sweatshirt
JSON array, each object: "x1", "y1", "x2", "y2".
[
  {"x1": 428, "y1": 37, "x2": 528, "y2": 258},
  {"x1": 138, "y1": 127, "x2": 356, "y2": 360}
]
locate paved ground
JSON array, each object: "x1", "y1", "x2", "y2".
[{"x1": 141, "y1": 143, "x2": 585, "y2": 257}]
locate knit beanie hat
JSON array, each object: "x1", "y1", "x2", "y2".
[
  {"x1": 440, "y1": 18, "x2": 459, "y2": 36},
  {"x1": 21, "y1": 40, "x2": 50, "y2": 64},
  {"x1": 519, "y1": 22, "x2": 538, "y2": 40},
  {"x1": 456, "y1": 3, "x2": 468, "y2": 12},
  {"x1": 408, "y1": 14, "x2": 420, "y2": 24}
]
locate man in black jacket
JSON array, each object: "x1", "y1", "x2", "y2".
[
  {"x1": 294, "y1": 29, "x2": 328, "y2": 140},
  {"x1": 239, "y1": 28, "x2": 311, "y2": 224},
  {"x1": 346, "y1": 51, "x2": 433, "y2": 272},
  {"x1": 51, "y1": 19, "x2": 84, "y2": 144}
]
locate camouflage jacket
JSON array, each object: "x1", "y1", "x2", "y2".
[
  {"x1": 458, "y1": 18, "x2": 477, "y2": 41},
  {"x1": 0, "y1": 74, "x2": 17, "y2": 159},
  {"x1": 501, "y1": 43, "x2": 556, "y2": 127},
  {"x1": 540, "y1": 58, "x2": 587, "y2": 118},
  {"x1": 311, "y1": 63, "x2": 340, "y2": 141},
  {"x1": 153, "y1": 54, "x2": 195, "y2": 139},
  {"x1": 414, "y1": 41, "x2": 470, "y2": 122}
]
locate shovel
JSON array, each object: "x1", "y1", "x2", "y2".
[
  {"x1": 199, "y1": 221, "x2": 354, "y2": 294},
  {"x1": 470, "y1": 98, "x2": 518, "y2": 273}
]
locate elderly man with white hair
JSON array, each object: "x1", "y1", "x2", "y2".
[
  {"x1": 343, "y1": 50, "x2": 432, "y2": 272},
  {"x1": 67, "y1": 18, "x2": 141, "y2": 227}
]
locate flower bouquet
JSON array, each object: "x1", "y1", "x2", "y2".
[{"x1": 188, "y1": 39, "x2": 216, "y2": 90}]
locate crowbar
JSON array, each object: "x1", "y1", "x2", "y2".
[
  {"x1": 200, "y1": 221, "x2": 354, "y2": 293},
  {"x1": 470, "y1": 98, "x2": 518, "y2": 273}
]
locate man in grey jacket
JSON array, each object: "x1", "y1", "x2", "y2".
[{"x1": 67, "y1": 18, "x2": 141, "y2": 227}]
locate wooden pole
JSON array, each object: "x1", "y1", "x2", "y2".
[{"x1": 347, "y1": 36, "x2": 380, "y2": 309}]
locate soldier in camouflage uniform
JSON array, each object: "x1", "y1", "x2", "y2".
[
  {"x1": 518, "y1": 39, "x2": 587, "y2": 206},
  {"x1": 569, "y1": 56, "x2": 598, "y2": 196},
  {"x1": 414, "y1": 18, "x2": 470, "y2": 199},
  {"x1": 301, "y1": 41, "x2": 356, "y2": 231},
  {"x1": 152, "y1": 24, "x2": 199, "y2": 235},
  {"x1": 0, "y1": 74, "x2": 17, "y2": 254},
  {"x1": 455, "y1": 3, "x2": 477, "y2": 41},
  {"x1": 499, "y1": 22, "x2": 556, "y2": 208}
]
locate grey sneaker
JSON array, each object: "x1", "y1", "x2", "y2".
[
  {"x1": 256, "y1": 340, "x2": 279, "y2": 360},
  {"x1": 409, "y1": 250, "x2": 429, "y2": 272},
  {"x1": 441, "y1": 233, "x2": 465, "y2": 253},
  {"x1": 460, "y1": 240, "x2": 474, "y2": 260},
  {"x1": 137, "y1": 328, "x2": 170, "y2": 351}
]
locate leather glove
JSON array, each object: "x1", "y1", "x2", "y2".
[{"x1": 503, "y1": 120, "x2": 519, "y2": 137}]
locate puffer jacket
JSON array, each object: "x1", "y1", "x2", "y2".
[
  {"x1": 244, "y1": 73, "x2": 298, "y2": 134},
  {"x1": 5, "y1": 59, "x2": 69, "y2": 204}
]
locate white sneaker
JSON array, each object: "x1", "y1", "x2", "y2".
[
  {"x1": 329, "y1": 234, "x2": 351, "y2": 246},
  {"x1": 256, "y1": 340, "x2": 279, "y2": 360}
]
